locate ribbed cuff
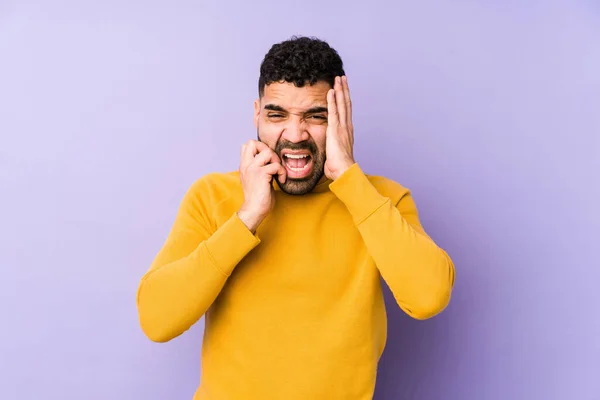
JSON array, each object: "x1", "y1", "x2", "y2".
[
  {"x1": 329, "y1": 163, "x2": 388, "y2": 225},
  {"x1": 204, "y1": 212, "x2": 261, "y2": 276}
]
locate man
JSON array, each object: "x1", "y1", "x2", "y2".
[{"x1": 136, "y1": 36, "x2": 455, "y2": 399}]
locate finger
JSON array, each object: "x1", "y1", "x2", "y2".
[
  {"x1": 334, "y1": 76, "x2": 347, "y2": 127},
  {"x1": 342, "y1": 76, "x2": 352, "y2": 128},
  {"x1": 254, "y1": 149, "x2": 282, "y2": 170},
  {"x1": 253, "y1": 148, "x2": 276, "y2": 166},
  {"x1": 263, "y1": 162, "x2": 287, "y2": 184},
  {"x1": 242, "y1": 140, "x2": 268, "y2": 167},
  {"x1": 253, "y1": 140, "x2": 271, "y2": 153},
  {"x1": 327, "y1": 88, "x2": 338, "y2": 127},
  {"x1": 254, "y1": 141, "x2": 281, "y2": 165},
  {"x1": 240, "y1": 143, "x2": 254, "y2": 168}
]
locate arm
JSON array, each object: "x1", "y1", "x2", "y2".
[
  {"x1": 330, "y1": 163, "x2": 455, "y2": 320},
  {"x1": 136, "y1": 179, "x2": 260, "y2": 342}
]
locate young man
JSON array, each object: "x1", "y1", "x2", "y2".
[{"x1": 136, "y1": 36, "x2": 455, "y2": 400}]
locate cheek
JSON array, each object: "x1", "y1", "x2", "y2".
[
  {"x1": 309, "y1": 129, "x2": 327, "y2": 152},
  {"x1": 258, "y1": 124, "x2": 282, "y2": 148}
]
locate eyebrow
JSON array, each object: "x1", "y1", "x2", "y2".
[{"x1": 264, "y1": 104, "x2": 328, "y2": 114}]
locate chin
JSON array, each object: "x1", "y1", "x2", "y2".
[{"x1": 276, "y1": 171, "x2": 323, "y2": 195}]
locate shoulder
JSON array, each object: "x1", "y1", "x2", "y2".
[
  {"x1": 190, "y1": 170, "x2": 240, "y2": 190},
  {"x1": 364, "y1": 172, "x2": 411, "y2": 204},
  {"x1": 363, "y1": 171, "x2": 422, "y2": 219},
  {"x1": 185, "y1": 170, "x2": 242, "y2": 204}
]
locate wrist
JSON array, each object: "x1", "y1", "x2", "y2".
[
  {"x1": 332, "y1": 159, "x2": 355, "y2": 180},
  {"x1": 237, "y1": 206, "x2": 264, "y2": 233}
]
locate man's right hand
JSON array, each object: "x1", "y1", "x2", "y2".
[{"x1": 237, "y1": 140, "x2": 286, "y2": 233}]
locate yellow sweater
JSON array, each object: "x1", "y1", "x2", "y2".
[{"x1": 136, "y1": 163, "x2": 454, "y2": 400}]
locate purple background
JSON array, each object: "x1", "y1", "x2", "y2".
[{"x1": 1, "y1": 1, "x2": 599, "y2": 399}]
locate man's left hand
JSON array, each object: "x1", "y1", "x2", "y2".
[{"x1": 324, "y1": 75, "x2": 355, "y2": 181}]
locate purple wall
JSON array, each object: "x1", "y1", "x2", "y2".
[{"x1": 1, "y1": 1, "x2": 599, "y2": 399}]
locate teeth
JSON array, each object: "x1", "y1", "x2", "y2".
[{"x1": 284, "y1": 154, "x2": 309, "y2": 159}]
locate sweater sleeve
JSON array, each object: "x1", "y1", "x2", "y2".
[
  {"x1": 136, "y1": 179, "x2": 260, "y2": 342},
  {"x1": 329, "y1": 163, "x2": 455, "y2": 320}
]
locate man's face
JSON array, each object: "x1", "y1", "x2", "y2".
[{"x1": 254, "y1": 81, "x2": 330, "y2": 195}]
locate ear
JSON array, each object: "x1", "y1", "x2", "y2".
[{"x1": 253, "y1": 98, "x2": 260, "y2": 129}]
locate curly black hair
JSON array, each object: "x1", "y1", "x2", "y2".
[{"x1": 258, "y1": 36, "x2": 345, "y2": 97}]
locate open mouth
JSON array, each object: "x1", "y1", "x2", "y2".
[{"x1": 282, "y1": 152, "x2": 313, "y2": 179}]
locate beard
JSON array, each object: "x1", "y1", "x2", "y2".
[{"x1": 257, "y1": 131, "x2": 325, "y2": 195}]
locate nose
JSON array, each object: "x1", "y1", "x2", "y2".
[{"x1": 281, "y1": 118, "x2": 310, "y2": 143}]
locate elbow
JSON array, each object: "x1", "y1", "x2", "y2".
[
  {"x1": 136, "y1": 288, "x2": 181, "y2": 343},
  {"x1": 138, "y1": 316, "x2": 179, "y2": 343},
  {"x1": 137, "y1": 304, "x2": 178, "y2": 343},
  {"x1": 405, "y1": 288, "x2": 452, "y2": 320},
  {"x1": 403, "y1": 257, "x2": 455, "y2": 321}
]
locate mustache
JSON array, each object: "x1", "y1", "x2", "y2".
[
  {"x1": 275, "y1": 139, "x2": 318, "y2": 155},
  {"x1": 256, "y1": 130, "x2": 319, "y2": 158}
]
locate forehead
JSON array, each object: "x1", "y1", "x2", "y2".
[{"x1": 261, "y1": 81, "x2": 331, "y2": 110}]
